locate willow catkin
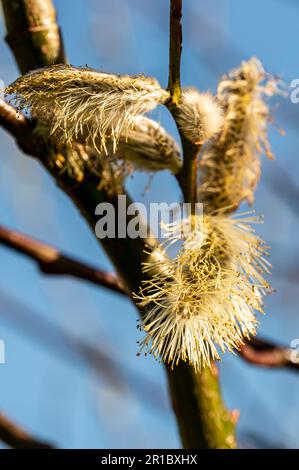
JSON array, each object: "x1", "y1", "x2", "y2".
[
  {"x1": 198, "y1": 57, "x2": 278, "y2": 212},
  {"x1": 135, "y1": 58, "x2": 276, "y2": 371},
  {"x1": 5, "y1": 65, "x2": 170, "y2": 153},
  {"x1": 52, "y1": 143, "x2": 130, "y2": 195},
  {"x1": 115, "y1": 116, "x2": 182, "y2": 174},
  {"x1": 135, "y1": 213, "x2": 270, "y2": 371},
  {"x1": 175, "y1": 89, "x2": 224, "y2": 144},
  {"x1": 34, "y1": 114, "x2": 182, "y2": 177}
]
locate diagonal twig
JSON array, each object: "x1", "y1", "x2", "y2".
[
  {"x1": 0, "y1": 412, "x2": 54, "y2": 449},
  {"x1": 0, "y1": 99, "x2": 33, "y2": 140},
  {"x1": 239, "y1": 337, "x2": 299, "y2": 371},
  {"x1": 0, "y1": 225, "x2": 127, "y2": 296}
]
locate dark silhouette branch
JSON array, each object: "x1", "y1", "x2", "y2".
[
  {"x1": 239, "y1": 337, "x2": 299, "y2": 371},
  {"x1": 0, "y1": 412, "x2": 53, "y2": 449},
  {"x1": 0, "y1": 224, "x2": 127, "y2": 296}
]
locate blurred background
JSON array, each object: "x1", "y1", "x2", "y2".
[{"x1": 0, "y1": 0, "x2": 299, "y2": 449}]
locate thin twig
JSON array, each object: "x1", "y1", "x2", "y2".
[
  {"x1": 166, "y1": 1, "x2": 201, "y2": 205},
  {"x1": 168, "y1": 0, "x2": 182, "y2": 104},
  {"x1": 0, "y1": 225, "x2": 127, "y2": 295},
  {"x1": 177, "y1": 137, "x2": 202, "y2": 204},
  {"x1": 0, "y1": 412, "x2": 53, "y2": 449},
  {"x1": 239, "y1": 337, "x2": 299, "y2": 371},
  {"x1": 165, "y1": 0, "x2": 236, "y2": 449}
]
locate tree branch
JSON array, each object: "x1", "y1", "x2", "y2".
[
  {"x1": 0, "y1": 98, "x2": 49, "y2": 160},
  {"x1": 167, "y1": 362, "x2": 237, "y2": 449},
  {"x1": 0, "y1": 412, "x2": 53, "y2": 449},
  {"x1": 0, "y1": 225, "x2": 127, "y2": 295},
  {"x1": 1, "y1": 0, "x2": 66, "y2": 74},
  {"x1": 239, "y1": 337, "x2": 299, "y2": 371},
  {"x1": 165, "y1": 0, "x2": 237, "y2": 449},
  {"x1": 0, "y1": 100, "x2": 152, "y2": 294},
  {"x1": 168, "y1": 0, "x2": 182, "y2": 104},
  {"x1": 177, "y1": 136, "x2": 201, "y2": 204},
  {"x1": 0, "y1": 99, "x2": 33, "y2": 140},
  {"x1": 166, "y1": 1, "x2": 201, "y2": 205}
]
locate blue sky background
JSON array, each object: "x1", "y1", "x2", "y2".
[{"x1": 1, "y1": 0, "x2": 299, "y2": 448}]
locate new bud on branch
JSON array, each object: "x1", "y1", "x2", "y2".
[{"x1": 176, "y1": 89, "x2": 224, "y2": 144}]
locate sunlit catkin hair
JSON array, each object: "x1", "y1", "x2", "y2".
[
  {"x1": 135, "y1": 213, "x2": 270, "y2": 371},
  {"x1": 115, "y1": 116, "x2": 182, "y2": 174},
  {"x1": 5, "y1": 65, "x2": 170, "y2": 153},
  {"x1": 175, "y1": 89, "x2": 224, "y2": 144},
  {"x1": 34, "y1": 115, "x2": 182, "y2": 177},
  {"x1": 47, "y1": 143, "x2": 130, "y2": 196},
  {"x1": 199, "y1": 57, "x2": 279, "y2": 212}
]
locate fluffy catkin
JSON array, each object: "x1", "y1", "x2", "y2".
[
  {"x1": 135, "y1": 213, "x2": 270, "y2": 371},
  {"x1": 51, "y1": 143, "x2": 130, "y2": 195},
  {"x1": 176, "y1": 89, "x2": 224, "y2": 144},
  {"x1": 115, "y1": 116, "x2": 182, "y2": 174},
  {"x1": 5, "y1": 65, "x2": 170, "y2": 153},
  {"x1": 34, "y1": 115, "x2": 182, "y2": 176},
  {"x1": 198, "y1": 57, "x2": 278, "y2": 212}
]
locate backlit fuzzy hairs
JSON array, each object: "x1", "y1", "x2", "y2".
[
  {"x1": 115, "y1": 116, "x2": 182, "y2": 174},
  {"x1": 34, "y1": 115, "x2": 182, "y2": 176},
  {"x1": 135, "y1": 213, "x2": 270, "y2": 371},
  {"x1": 199, "y1": 57, "x2": 278, "y2": 212},
  {"x1": 5, "y1": 65, "x2": 170, "y2": 153},
  {"x1": 176, "y1": 89, "x2": 224, "y2": 144},
  {"x1": 50, "y1": 143, "x2": 130, "y2": 195}
]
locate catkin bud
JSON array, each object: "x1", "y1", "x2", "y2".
[
  {"x1": 175, "y1": 88, "x2": 224, "y2": 144},
  {"x1": 5, "y1": 65, "x2": 170, "y2": 153},
  {"x1": 34, "y1": 115, "x2": 182, "y2": 176},
  {"x1": 115, "y1": 116, "x2": 182, "y2": 174},
  {"x1": 199, "y1": 57, "x2": 279, "y2": 212}
]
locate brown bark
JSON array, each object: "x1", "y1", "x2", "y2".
[{"x1": 0, "y1": 412, "x2": 53, "y2": 449}]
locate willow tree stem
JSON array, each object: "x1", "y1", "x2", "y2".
[
  {"x1": 168, "y1": 0, "x2": 182, "y2": 105},
  {"x1": 1, "y1": 0, "x2": 66, "y2": 73},
  {"x1": 165, "y1": 0, "x2": 237, "y2": 449}
]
